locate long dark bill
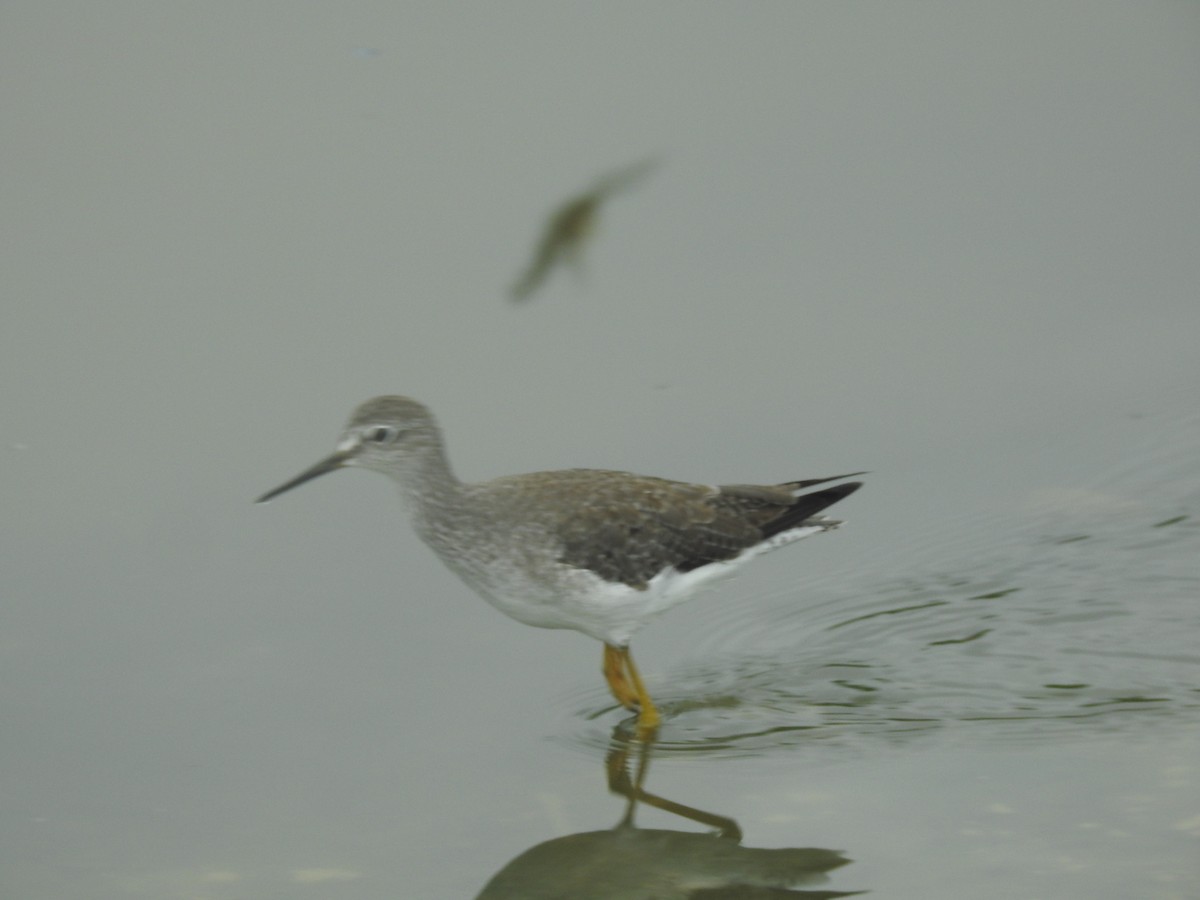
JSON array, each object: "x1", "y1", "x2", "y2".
[{"x1": 256, "y1": 451, "x2": 352, "y2": 503}]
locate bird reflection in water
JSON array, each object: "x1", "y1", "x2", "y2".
[
  {"x1": 476, "y1": 726, "x2": 862, "y2": 898},
  {"x1": 510, "y1": 158, "x2": 658, "y2": 302}
]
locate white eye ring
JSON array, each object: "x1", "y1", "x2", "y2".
[{"x1": 364, "y1": 425, "x2": 401, "y2": 445}]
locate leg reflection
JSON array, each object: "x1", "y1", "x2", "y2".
[{"x1": 604, "y1": 724, "x2": 742, "y2": 840}]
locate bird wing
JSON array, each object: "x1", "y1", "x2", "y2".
[{"x1": 545, "y1": 472, "x2": 856, "y2": 588}]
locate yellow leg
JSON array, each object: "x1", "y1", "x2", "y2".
[
  {"x1": 603, "y1": 643, "x2": 638, "y2": 709},
  {"x1": 619, "y1": 646, "x2": 661, "y2": 733},
  {"x1": 603, "y1": 644, "x2": 662, "y2": 733}
]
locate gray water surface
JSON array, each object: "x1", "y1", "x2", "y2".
[{"x1": 4, "y1": 3, "x2": 1198, "y2": 898}]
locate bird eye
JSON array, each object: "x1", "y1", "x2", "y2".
[{"x1": 366, "y1": 425, "x2": 400, "y2": 444}]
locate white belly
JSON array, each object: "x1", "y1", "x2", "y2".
[{"x1": 438, "y1": 540, "x2": 779, "y2": 647}]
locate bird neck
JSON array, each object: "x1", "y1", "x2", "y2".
[{"x1": 389, "y1": 441, "x2": 465, "y2": 519}]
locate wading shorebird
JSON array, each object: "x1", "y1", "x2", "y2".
[{"x1": 258, "y1": 396, "x2": 862, "y2": 735}]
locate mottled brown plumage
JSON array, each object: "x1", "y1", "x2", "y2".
[{"x1": 545, "y1": 472, "x2": 861, "y2": 587}]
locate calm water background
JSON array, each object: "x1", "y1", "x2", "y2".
[{"x1": 4, "y1": 3, "x2": 1198, "y2": 898}]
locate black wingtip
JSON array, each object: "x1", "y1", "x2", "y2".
[
  {"x1": 808, "y1": 480, "x2": 863, "y2": 504},
  {"x1": 786, "y1": 472, "x2": 868, "y2": 490},
  {"x1": 765, "y1": 480, "x2": 862, "y2": 538}
]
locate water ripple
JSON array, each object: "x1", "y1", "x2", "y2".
[{"x1": 556, "y1": 411, "x2": 1200, "y2": 758}]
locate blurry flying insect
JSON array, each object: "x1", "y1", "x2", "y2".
[{"x1": 510, "y1": 158, "x2": 658, "y2": 302}]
